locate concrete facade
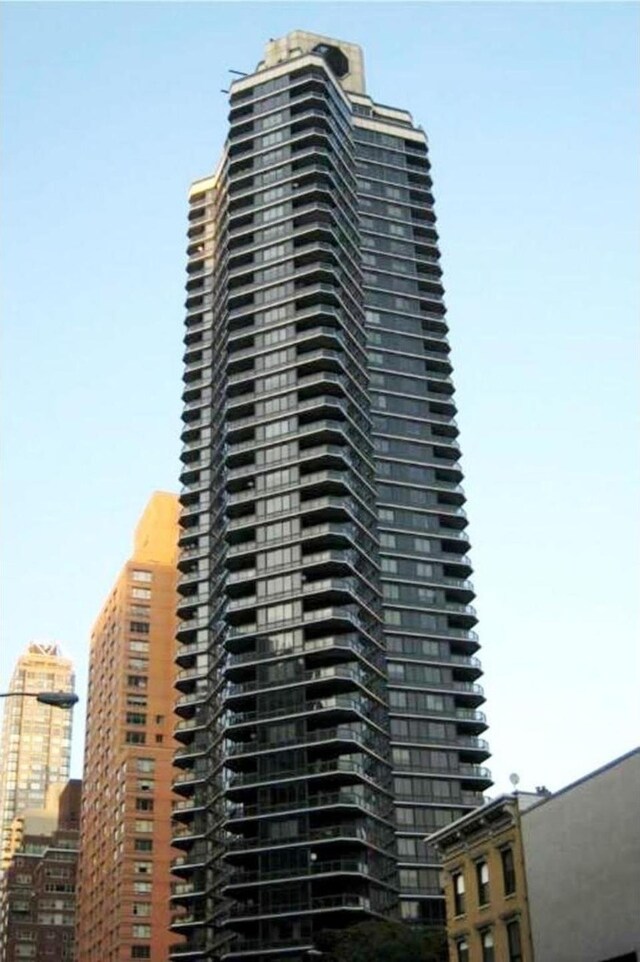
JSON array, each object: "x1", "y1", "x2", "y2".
[{"x1": 523, "y1": 748, "x2": 640, "y2": 962}]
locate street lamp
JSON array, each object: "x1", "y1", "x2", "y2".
[{"x1": 0, "y1": 691, "x2": 79, "y2": 709}]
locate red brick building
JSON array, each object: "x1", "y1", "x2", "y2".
[{"x1": 0, "y1": 779, "x2": 81, "y2": 962}]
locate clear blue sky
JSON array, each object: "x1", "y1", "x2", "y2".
[{"x1": 2, "y1": 2, "x2": 639, "y2": 793}]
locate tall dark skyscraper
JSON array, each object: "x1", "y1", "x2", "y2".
[{"x1": 172, "y1": 30, "x2": 490, "y2": 961}]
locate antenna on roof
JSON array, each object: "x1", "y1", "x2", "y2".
[
  {"x1": 509, "y1": 773, "x2": 520, "y2": 789},
  {"x1": 229, "y1": 69, "x2": 248, "y2": 77}
]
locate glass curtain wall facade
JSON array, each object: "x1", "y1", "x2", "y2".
[
  {"x1": 351, "y1": 105, "x2": 490, "y2": 925},
  {"x1": 172, "y1": 31, "x2": 489, "y2": 962}
]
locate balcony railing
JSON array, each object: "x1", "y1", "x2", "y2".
[
  {"x1": 226, "y1": 820, "x2": 390, "y2": 853},
  {"x1": 225, "y1": 694, "x2": 378, "y2": 727},
  {"x1": 224, "y1": 857, "x2": 376, "y2": 887},
  {"x1": 225, "y1": 789, "x2": 388, "y2": 823},
  {"x1": 226, "y1": 892, "x2": 372, "y2": 920},
  {"x1": 226, "y1": 755, "x2": 385, "y2": 791},
  {"x1": 225, "y1": 724, "x2": 385, "y2": 758}
]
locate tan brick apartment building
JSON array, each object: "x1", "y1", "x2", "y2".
[{"x1": 76, "y1": 492, "x2": 183, "y2": 962}]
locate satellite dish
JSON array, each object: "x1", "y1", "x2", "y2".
[{"x1": 509, "y1": 773, "x2": 520, "y2": 788}]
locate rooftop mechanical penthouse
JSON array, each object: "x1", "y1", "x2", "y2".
[{"x1": 172, "y1": 30, "x2": 490, "y2": 962}]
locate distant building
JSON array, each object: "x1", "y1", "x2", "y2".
[
  {"x1": 0, "y1": 779, "x2": 81, "y2": 962},
  {"x1": 6, "y1": 784, "x2": 64, "y2": 868},
  {"x1": 0, "y1": 643, "x2": 75, "y2": 869},
  {"x1": 75, "y1": 492, "x2": 182, "y2": 962},
  {"x1": 430, "y1": 748, "x2": 640, "y2": 962}
]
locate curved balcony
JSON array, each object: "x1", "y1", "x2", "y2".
[
  {"x1": 299, "y1": 520, "x2": 363, "y2": 547},
  {"x1": 451, "y1": 652, "x2": 483, "y2": 673},
  {"x1": 177, "y1": 566, "x2": 209, "y2": 593},
  {"x1": 394, "y1": 759, "x2": 492, "y2": 781},
  {"x1": 172, "y1": 796, "x2": 208, "y2": 820},
  {"x1": 226, "y1": 576, "x2": 372, "y2": 618},
  {"x1": 226, "y1": 537, "x2": 257, "y2": 559},
  {"x1": 176, "y1": 615, "x2": 209, "y2": 642},
  {"x1": 179, "y1": 500, "x2": 210, "y2": 530},
  {"x1": 171, "y1": 845, "x2": 209, "y2": 875},
  {"x1": 225, "y1": 694, "x2": 382, "y2": 732},
  {"x1": 173, "y1": 714, "x2": 209, "y2": 741},
  {"x1": 173, "y1": 765, "x2": 209, "y2": 794},
  {"x1": 179, "y1": 461, "x2": 206, "y2": 487},
  {"x1": 171, "y1": 820, "x2": 208, "y2": 849},
  {"x1": 226, "y1": 631, "x2": 384, "y2": 673},
  {"x1": 300, "y1": 467, "x2": 373, "y2": 500},
  {"x1": 389, "y1": 677, "x2": 485, "y2": 708},
  {"x1": 225, "y1": 421, "x2": 365, "y2": 468},
  {"x1": 225, "y1": 723, "x2": 386, "y2": 761},
  {"x1": 458, "y1": 765, "x2": 493, "y2": 789},
  {"x1": 169, "y1": 879, "x2": 207, "y2": 904},
  {"x1": 174, "y1": 738, "x2": 209, "y2": 765},
  {"x1": 175, "y1": 686, "x2": 210, "y2": 717},
  {"x1": 452, "y1": 707, "x2": 487, "y2": 731},
  {"x1": 394, "y1": 787, "x2": 482, "y2": 807},
  {"x1": 177, "y1": 535, "x2": 211, "y2": 561},
  {"x1": 174, "y1": 666, "x2": 208, "y2": 694},
  {"x1": 224, "y1": 468, "x2": 367, "y2": 512},
  {"x1": 224, "y1": 602, "x2": 381, "y2": 647},
  {"x1": 225, "y1": 566, "x2": 257, "y2": 587},
  {"x1": 225, "y1": 751, "x2": 389, "y2": 789},
  {"x1": 391, "y1": 731, "x2": 490, "y2": 759},
  {"x1": 224, "y1": 663, "x2": 381, "y2": 701},
  {"x1": 224, "y1": 789, "x2": 390, "y2": 826},
  {"x1": 224, "y1": 442, "x2": 363, "y2": 486},
  {"x1": 222, "y1": 856, "x2": 395, "y2": 892},
  {"x1": 170, "y1": 911, "x2": 210, "y2": 934},
  {"x1": 176, "y1": 595, "x2": 209, "y2": 624},
  {"x1": 220, "y1": 936, "x2": 311, "y2": 960},
  {"x1": 180, "y1": 429, "x2": 211, "y2": 457},
  {"x1": 169, "y1": 931, "x2": 212, "y2": 959},
  {"x1": 303, "y1": 575, "x2": 376, "y2": 607},
  {"x1": 175, "y1": 639, "x2": 210, "y2": 668},
  {"x1": 225, "y1": 892, "x2": 374, "y2": 924},
  {"x1": 225, "y1": 819, "x2": 392, "y2": 856}
]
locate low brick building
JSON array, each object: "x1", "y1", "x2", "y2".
[
  {"x1": 428, "y1": 791, "x2": 538, "y2": 962},
  {"x1": 429, "y1": 748, "x2": 640, "y2": 962},
  {"x1": 0, "y1": 779, "x2": 81, "y2": 962}
]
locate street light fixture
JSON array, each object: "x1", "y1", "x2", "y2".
[{"x1": 0, "y1": 691, "x2": 79, "y2": 709}]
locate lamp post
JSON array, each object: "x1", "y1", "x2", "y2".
[{"x1": 0, "y1": 691, "x2": 79, "y2": 709}]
